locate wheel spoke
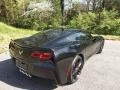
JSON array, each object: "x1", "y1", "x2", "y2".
[{"x1": 71, "y1": 59, "x2": 82, "y2": 80}]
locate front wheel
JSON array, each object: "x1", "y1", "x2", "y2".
[{"x1": 68, "y1": 55, "x2": 84, "y2": 84}]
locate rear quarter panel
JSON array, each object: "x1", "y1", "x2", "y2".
[{"x1": 53, "y1": 45, "x2": 85, "y2": 84}]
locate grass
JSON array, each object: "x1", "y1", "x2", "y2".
[
  {"x1": 99, "y1": 35, "x2": 120, "y2": 40},
  {"x1": 93, "y1": 34, "x2": 120, "y2": 40},
  {"x1": 0, "y1": 48, "x2": 7, "y2": 54},
  {"x1": 0, "y1": 22, "x2": 37, "y2": 54},
  {"x1": 0, "y1": 22, "x2": 120, "y2": 54}
]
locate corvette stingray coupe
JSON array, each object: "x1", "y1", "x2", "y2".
[{"x1": 9, "y1": 28, "x2": 104, "y2": 84}]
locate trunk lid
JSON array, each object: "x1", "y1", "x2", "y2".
[{"x1": 9, "y1": 40, "x2": 54, "y2": 63}]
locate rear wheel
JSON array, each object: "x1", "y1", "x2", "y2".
[{"x1": 68, "y1": 55, "x2": 84, "y2": 84}]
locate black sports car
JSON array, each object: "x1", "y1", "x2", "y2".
[{"x1": 9, "y1": 28, "x2": 104, "y2": 84}]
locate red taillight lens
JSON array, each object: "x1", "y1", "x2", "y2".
[
  {"x1": 39, "y1": 53, "x2": 52, "y2": 60},
  {"x1": 31, "y1": 52, "x2": 53, "y2": 61},
  {"x1": 31, "y1": 52, "x2": 40, "y2": 57}
]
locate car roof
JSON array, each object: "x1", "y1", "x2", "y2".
[
  {"x1": 40, "y1": 28, "x2": 90, "y2": 40},
  {"x1": 52, "y1": 28, "x2": 80, "y2": 32},
  {"x1": 44, "y1": 28, "x2": 81, "y2": 35},
  {"x1": 41, "y1": 28, "x2": 89, "y2": 48},
  {"x1": 26, "y1": 28, "x2": 90, "y2": 47}
]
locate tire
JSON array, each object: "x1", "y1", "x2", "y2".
[
  {"x1": 67, "y1": 55, "x2": 84, "y2": 84},
  {"x1": 97, "y1": 41, "x2": 104, "y2": 54}
]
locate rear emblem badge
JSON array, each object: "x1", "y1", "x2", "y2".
[{"x1": 19, "y1": 50, "x2": 23, "y2": 55}]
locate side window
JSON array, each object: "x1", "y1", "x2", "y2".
[
  {"x1": 56, "y1": 32, "x2": 92, "y2": 44},
  {"x1": 76, "y1": 32, "x2": 92, "y2": 41},
  {"x1": 65, "y1": 34, "x2": 77, "y2": 42}
]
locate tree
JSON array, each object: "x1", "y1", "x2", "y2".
[
  {"x1": 0, "y1": 0, "x2": 29, "y2": 24},
  {"x1": 103, "y1": 0, "x2": 120, "y2": 12},
  {"x1": 84, "y1": 0, "x2": 103, "y2": 12}
]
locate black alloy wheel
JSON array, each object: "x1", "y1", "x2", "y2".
[{"x1": 68, "y1": 55, "x2": 84, "y2": 84}]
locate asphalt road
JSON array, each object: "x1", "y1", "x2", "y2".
[{"x1": 0, "y1": 40, "x2": 120, "y2": 90}]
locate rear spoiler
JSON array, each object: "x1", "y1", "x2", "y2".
[
  {"x1": 10, "y1": 39, "x2": 54, "y2": 52},
  {"x1": 10, "y1": 39, "x2": 32, "y2": 48}
]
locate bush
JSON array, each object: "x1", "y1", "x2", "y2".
[
  {"x1": 94, "y1": 9, "x2": 120, "y2": 35},
  {"x1": 69, "y1": 12, "x2": 96, "y2": 32},
  {"x1": 0, "y1": 0, "x2": 60, "y2": 31},
  {"x1": 0, "y1": 0, "x2": 29, "y2": 24},
  {"x1": 69, "y1": 9, "x2": 120, "y2": 35},
  {"x1": 14, "y1": 8, "x2": 61, "y2": 31}
]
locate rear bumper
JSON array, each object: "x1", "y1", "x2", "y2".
[
  {"x1": 29, "y1": 62, "x2": 56, "y2": 79},
  {"x1": 14, "y1": 58, "x2": 57, "y2": 80}
]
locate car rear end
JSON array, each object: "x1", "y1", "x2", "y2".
[{"x1": 9, "y1": 40, "x2": 57, "y2": 80}]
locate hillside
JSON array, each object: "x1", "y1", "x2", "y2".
[{"x1": 0, "y1": 22, "x2": 37, "y2": 53}]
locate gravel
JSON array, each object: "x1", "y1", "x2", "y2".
[{"x1": 0, "y1": 40, "x2": 120, "y2": 90}]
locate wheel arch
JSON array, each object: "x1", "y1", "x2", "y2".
[
  {"x1": 67, "y1": 54, "x2": 85, "y2": 84},
  {"x1": 54, "y1": 52, "x2": 85, "y2": 84}
]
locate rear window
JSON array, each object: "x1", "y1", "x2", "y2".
[
  {"x1": 28, "y1": 29, "x2": 71, "y2": 45},
  {"x1": 32, "y1": 29, "x2": 63, "y2": 40}
]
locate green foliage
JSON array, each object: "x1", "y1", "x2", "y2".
[
  {"x1": 0, "y1": 22, "x2": 37, "y2": 53},
  {"x1": 15, "y1": 11, "x2": 61, "y2": 30},
  {"x1": 69, "y1": 12, "x2": 96, "y2": 33},
  {"x1": 0, "y1": 0, "x2": 120, "y2": 35},
  {"x1": 69, "y1": 9, "x2": 120, "y2": 35},
  {"x1": 0, "y1": 0, "x2": 29, "y2": 24},
  {"x1": 94, "y1": 9, "x2": 120, "y2": 35},
  {"x1": 104, "y1": 0, "x2": 120, "y2": 12},
  {"x1": 12, "y1": 0, "x2": 61, "y2": 30},
  {"x1": 0, "y1": 22, "x2": 37, "y2": 46}
]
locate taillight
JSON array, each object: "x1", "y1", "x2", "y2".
[{"x1": 31, "y1": 52, "x2": 53, "y2": 61}]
